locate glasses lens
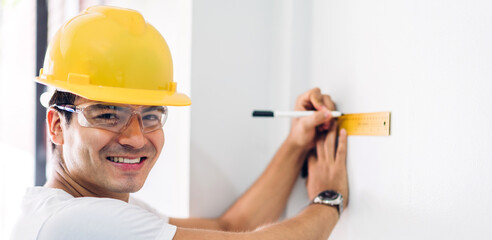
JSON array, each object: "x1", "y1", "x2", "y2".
[
  {"x1": 79, "y1": 103, "x2": 168, "y2": 133},
  {"x1": 81, "y1": 104, "x2": 131, "y2": 130},
  {"x1": 141, "y1": 106, "x2": 167, "y2": 131}
]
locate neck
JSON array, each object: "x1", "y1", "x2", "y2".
[{"x1": 44, "y1": 155, "x2": 130, "y2": 202}]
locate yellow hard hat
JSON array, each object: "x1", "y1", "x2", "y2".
[{"x1": 36, "y1": 5, "x2": 191, "y2": 106}]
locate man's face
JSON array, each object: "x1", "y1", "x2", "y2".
[{"x1": 59, "y1": 98, "x2": 164, "y2": 195}]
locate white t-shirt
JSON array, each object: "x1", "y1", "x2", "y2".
[{"x1": 11, "y1": 187, "x2": 177, "y2": 240}]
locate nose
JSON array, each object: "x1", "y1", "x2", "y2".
[{"x1": 117, "y1": 114, "x2": 146, "y2": 149}]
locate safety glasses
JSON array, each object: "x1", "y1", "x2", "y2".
[{"x1": 52, "y1": 102, "x2": 168, "y2": 133}]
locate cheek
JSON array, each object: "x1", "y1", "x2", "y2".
[
  {"x1": 63, "y1": 127, "x2": 114, "y2": 164},
  {"x1": 80, "y1": 129, "x2": 115, "y2": 156},
  {"x1": 149, "y1": 130, "x2": 164, "y2": 155}
]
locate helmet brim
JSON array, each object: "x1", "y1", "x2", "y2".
[{"x1": 36, "y1": 77, "x2": 191, "y2": 106}]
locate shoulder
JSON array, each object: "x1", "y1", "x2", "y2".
[
  {"x1": 38, "y1": 197, "x2": 176, "y2": 240},
  {"x1": 129, "y1": 195, "x2": 170, "y2": 222}
]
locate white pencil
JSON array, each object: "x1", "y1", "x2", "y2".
[{"x1": 252, "y1": 110, "x2": 343, "y2": 118}]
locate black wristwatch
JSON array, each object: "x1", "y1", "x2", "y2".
[{"x1": 311, "y1": 190, "x2": 344, "y2": 217}]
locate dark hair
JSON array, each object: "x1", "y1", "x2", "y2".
[
  {"x1": 49, "y1": 90, "x2": 78, "y2": 151},
  {"x1": 49, "y1": 90, "x2": 78, "y2": 124}
]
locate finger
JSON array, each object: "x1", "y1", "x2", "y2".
[
  {"x1": 305, "y1": 151, "x2": 317, "y2": 187},
  {"x1": 323, "y1": 118, "x2": 335, "y2": 130},
  {"x1": 309, "y1": 89, "x2": 325, "y2": 110},
  {"x1": 295, "y1": 88, "x2": 318, "y2": 110},
  {"x1": 299, "y1": 109, "x2": 331, "y2": 131},
  {"x1": 322, "y1": 95, "x2": 336, "y2": 111},
  {"x1": 316, "y1": 134, "x2": 326, "y2": 161},
  {"x1": 295, "y1": 88, "x2": 323, "y2": 111},
  {"x1": 321, "y1": 95, "x2": 335, "y2": 129},
  {"x1": 324, "y1": 121, "x2": 338, "y2": 162},
  {"x1": 336, "y1": 128, "x2": 348, "y2": 166},
  {"x1": 307, "y1": 150, "x2": 317, "y2": 166}
]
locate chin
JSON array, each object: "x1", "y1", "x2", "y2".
[{"x1": 109, "y1": 180, "x2": 145, "y2": 194}]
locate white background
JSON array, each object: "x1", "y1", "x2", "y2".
[{"x1": 309, "y1": 1, "x2": 492, "y2": 239}]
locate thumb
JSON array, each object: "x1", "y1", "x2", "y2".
[{"x1": 301, "y1": 109, "x2": 331, "y2": 130}]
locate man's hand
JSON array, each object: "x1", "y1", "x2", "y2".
[
  {"x1": 286, "y1": 88, "x2": 336, "y2": 151},
  {"x1": 306, "y1": 126, "x2": 349, "y2": 207}
]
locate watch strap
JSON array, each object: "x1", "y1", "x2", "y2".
[{"x1": 311, "y1": 190, "x2": 344, "y2": 217}]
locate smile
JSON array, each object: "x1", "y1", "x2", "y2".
[{"x1": 106, "y1": 156, "x2": 147, "y2": 164}]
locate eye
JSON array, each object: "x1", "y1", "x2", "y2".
[
  {"x1": 142, "y1": 106, "x2": 165, "y2": 124},
  {"x1": 87, "y1": 108, "x2": 122, "y2": 126},
  {"x1": 96, "y1": 113, "x2": 119, "y2": 120},
  {"x1": 142, "y1": 113, "x2": 161, "y2": 121},
  {"x1": 90, "y1": 112, "x2": 120, "y2": 126}
]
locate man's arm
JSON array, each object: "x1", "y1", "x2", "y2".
[
  {"x1": 170, "y1": 88, "x2": 338, "y2": 231},
  {"x1": 173, "y1": 205, "x2": 339, "y2": 240},
  {"x1": 171, "y1": 139, "x2": 312, "y2": 231},
  {"x1": 172, "y1": 125, "x2": 348, "y2": 239}
]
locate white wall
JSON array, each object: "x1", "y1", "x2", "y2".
[
  {"x1": 0, "y1": 0, "x2": 35, "y2": 238},
  {"x1": 189, "y1": 0, "x2": 492, "y2": 239},
  {"x1": 190, "y1": 0, "x2": 280, "y2": 217},
  {"x1": 310, "y1": 1, "x2": 492, "y2": 239}
]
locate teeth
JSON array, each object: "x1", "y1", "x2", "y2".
[{"x1": 109, "y1": 157, "x2": 141, "y2": 164}]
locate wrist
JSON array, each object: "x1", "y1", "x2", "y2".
[
  {"x1": 310, "y1": 190, "x2": 344, "y2": 218},
  {"x1": 306, "y1": 203, "x2": 339, "y2": 221},
  {"x1": 269, "y1": 137, "x2": 310, "y2": 172},
  {"x1": 285, "y1": 133, "x2": 311, "y2": 152},
  {"x1": 281, "y1": 137, "x2": 309, "y2": 160}
]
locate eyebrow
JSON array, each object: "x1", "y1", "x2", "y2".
[
  {"x1": 142, "y1": 106, "x2": 166, "y2": 113},
  {"x1": 91, "y1": 104, "x2": 126, "y2": 111}
]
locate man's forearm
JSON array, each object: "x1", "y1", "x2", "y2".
[
  {"x1": 219, "y1": 139, "x2": 308, "y2": 231},
  {"x1": 174, "y1": 204, "x2": 339, "y2": 240},
  {"x1": 252, "y1": 204, "x2": 338, "y2": 239}
]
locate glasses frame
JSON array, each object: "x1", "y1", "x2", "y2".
[{"x1": 51, "y1": 102, "x2": 168, "y2": 133}]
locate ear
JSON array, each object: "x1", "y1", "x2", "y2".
[{"x1": 47, "y1": 108, "x2": 64, "y2": 145}]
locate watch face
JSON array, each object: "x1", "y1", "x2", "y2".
[{"x1": 320, "y1": 190, "x2": 338, "y2": 200}]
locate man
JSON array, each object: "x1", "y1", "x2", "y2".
[{"x1": 12, "y1": 6, "x2": 348, "y2": 239}]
